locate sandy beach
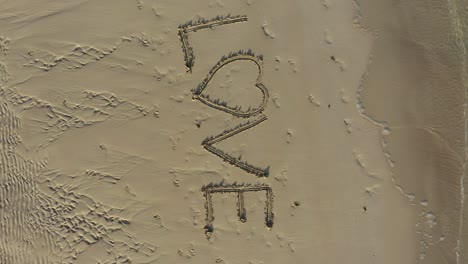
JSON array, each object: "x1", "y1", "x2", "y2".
[{"x1": 0, "y1": 0, "x2": 466, "y2": 263}]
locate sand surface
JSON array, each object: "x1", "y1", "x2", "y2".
[{"x1": 0, "y1": 0, "x2": 466, "y2": 263}]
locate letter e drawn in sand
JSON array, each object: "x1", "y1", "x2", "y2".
[
  {"x1": 178, "y1": 14, "x2": 248, "y2": 72},
  {"x1": 201, "y1": 182, "x2": 274, "y2": 236}
]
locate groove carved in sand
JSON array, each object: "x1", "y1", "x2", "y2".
[
  {"x1": 178, "y1": 14, "x2": 275, "y2": 235},
  {"x1": 192, "y1": 51, "x2": 269, "y2": 118},
  {"x1": 178, "y1": 15, "x2": 248, "y2": 72},
  {"x1": 202, "y1": 114, "x2": 270, "y2": 177},
  {"x1": 202, "y1": 182, "x2": 274, "y2": 235}
]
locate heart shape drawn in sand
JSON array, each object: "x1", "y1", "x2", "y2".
[{"x1": 192, "y1": 50, "x2": 269, "y2": 118}]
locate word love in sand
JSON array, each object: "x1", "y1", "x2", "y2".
[{"x1": 177, "y1": 14, "x2": 274, "y2": 236}]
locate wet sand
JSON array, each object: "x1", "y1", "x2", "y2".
[{"x1": 0, "y1": 0, "x2": 466, "y2": 263}]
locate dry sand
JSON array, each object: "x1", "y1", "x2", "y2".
[{"x1": 0, "y1": 0, "x2": 466, "y2": 263}]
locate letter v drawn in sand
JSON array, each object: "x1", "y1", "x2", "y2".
[{"x1": 201, "y1": 114, "x2": 270, "y2": 177}]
